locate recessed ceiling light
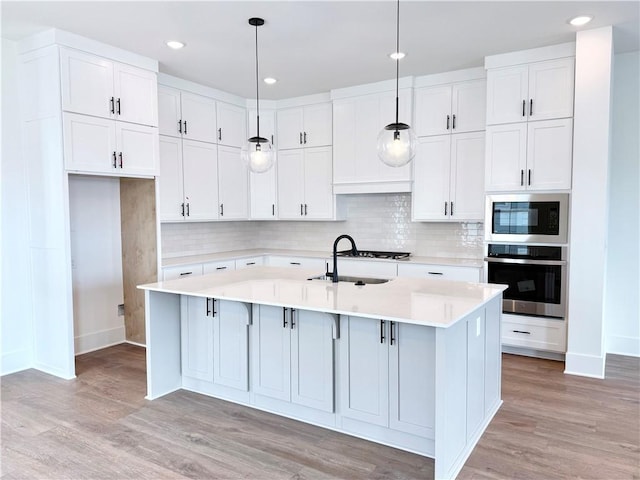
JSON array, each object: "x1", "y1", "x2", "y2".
[
  {"x1": 568, "y1": 15, "x2": 593, "y2": 26},
  {"x1": 389, "y1": 51, "x2": 406, "y2": 60},
  {"x1": 263, "y1": 77, "x2": 277, "y2": 85},
  {"x1": 166, "y1": 40, "x2": 185, "y2": 50}
]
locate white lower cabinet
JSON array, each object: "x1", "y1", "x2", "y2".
[
  {"x1": 501, "y1": 313, "x2": 566, "y2": 353},
  {"x1": 163, "y1": 264, "x2": 203, "y2": 281},
  {"x1": 397, "y1": 263, "x2": 481, "y2": 282},
  {"x1": 218, "y1": 145, "x2": 249, "y2": 220},
  {"x1": 339, "y1": 316, "x2": 435, "y2": 437},
  {"x1": 180, "y1": 295, "x2": 249, "y2": 391},
  {"x1": 267, "y1": 256, "x2": 328, "y2": 271},
  {"x1": 202, "y1": 259, "x2": 235, "y2": 275},
  {"x1": 235, "y1": 256, "x2": 265, "y2": 269},
  {"x1": 251, "y1": 305, "x2": 336, "y2": 412}
]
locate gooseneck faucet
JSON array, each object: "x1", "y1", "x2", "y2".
[{"x1": 331, "y1": 234, "x2": 358, "y2": 283}]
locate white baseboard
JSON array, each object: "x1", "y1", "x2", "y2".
[
  {"x1": 564, "y1": 351, "x2": 606, "y2": 378},
  {"x1": 607, "y1": 335, "x2": 640, "y2": 357},
  {"x1": 125, "y1": 340, "x2": 146, "y2": 348},
  {"x1": 1, "y1": 349, "x2": 32, "y2": 376},
  {"x1": 74, "y1": 326, "x2": 126, "y2": 356}
]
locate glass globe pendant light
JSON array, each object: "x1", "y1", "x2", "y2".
[
  {"x1": 241, "y1": 17, "x2": 274, "y2": 173},
  {"x1": 377, "y1": 0, "x2": 416, "y2": 167}
]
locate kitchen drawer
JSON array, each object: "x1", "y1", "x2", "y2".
[
  {"x1": 334, "y1": 259, "x2": 397, "y2": 278},
  {"x1": 397, "y1": 263, "x2": 481, "y2": 282},
  {"x1": 203, "y1": 259, "x2": 236, "y2": 275},
  {"x1": 163, "y1": 264, "x2": 203, "y2": 281},
  {"x1": 235, "y1": 256, "x2": 265, "y2": 269},
  {"x1": 502, "y1": 314, "x2": 566, "y2": 353},
  {"x1": 267, "y1": 256, "x2": 327, "y2": 272}
]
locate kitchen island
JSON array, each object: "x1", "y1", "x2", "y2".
[{"x1": 139, "y1": 266, "x2": 506, "y2": 480}]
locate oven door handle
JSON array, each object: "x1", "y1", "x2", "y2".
[{"x1": 484, "y1": 257, "x2": 566, "y2": 266}]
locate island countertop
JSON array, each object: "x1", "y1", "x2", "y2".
[{"x1": 139, "y1": 266, "x2": 506, "y2": 328}]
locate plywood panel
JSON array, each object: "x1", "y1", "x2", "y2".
[{"x1": 120, "y1": 178, "x2": 157, "y2": 345}]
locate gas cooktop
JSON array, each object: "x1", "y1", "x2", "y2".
[{"x1": 336, "y1": 250, "x2": 411, "y2": 261}]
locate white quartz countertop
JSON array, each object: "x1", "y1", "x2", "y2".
[
  {"x1": 139, "y1": 266, "x2": 505, "y2": 328},
  {"x1": 162, "y1": 248, "x2": 484, "y2": 268}
]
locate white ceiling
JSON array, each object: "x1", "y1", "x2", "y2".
[{"x1": 2, "y1": 1, "x2": 639, "y2": 100}]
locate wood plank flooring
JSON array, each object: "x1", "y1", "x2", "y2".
[{"x1": 1, "y1": 344, "x2": 638, "y2": 479}]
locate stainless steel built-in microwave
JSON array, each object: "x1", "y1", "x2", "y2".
[{"x1": 485, "y1": 194, "x2": 569, "y2": 244}]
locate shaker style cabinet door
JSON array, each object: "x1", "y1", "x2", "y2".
[
  {"x1": 414, "y1": 86, "x2": 452, "y2": 137},
  {"x1": 451, "y1": 79, "x2": 487, "y2": 134},
  {"x1": 277, "y1": 149, "x2": 305, "y2": 219},
  {"x1": 485, "y1": 123, "x2": 528, "y2": 192},
  {"x1": 63, "y1": 113, "x2": 116, "y2": 173},
  {"x1": 218, "y1": 146, "x2": 249, "y2": 220},
  {"x1": 449, "y1": 131, "x2": 485, "y2": 221},
  {"x1": 276, "y1": 108, "x2": 305, "y2": 150},
  {"x1": 181, "y1": 296, "x2": 214, "y2": 382},
  {"x1": 182, "y1": 140, "x2": 219, "y2": 221},
  {"x1": 526, "y1": 118, "x2": 573, "y2": 191},
  {"x1": 412, "y1": 135, "x2": 451, "y2": 221},
  {"x1": 113, "y1": 63, "x2": 158, "y2": 127},
  {"x1": 302, "y1": 103, "x2": 332, "y2": 148},
  {"x1": 115, "y1": 122, "x2": 158, "y2": 176},
  {"x1": 158, "y1": 86, "x2": 182, "y2": 137},
  {"x1": 527, "y1": 58, "x2": 575, "y2": 122},
  {"x1": 180, "y1": 92, "x2": 217, "y2": 143},
  {"x1": 216, "y1": 102, "x2": 246, "y2": 148},
  {"x1": 485, "y1": 65, "x2": 529, "y2": 125},
  {"x1": 213, "y1": 300, "x2": 249, "y2": 391},
  {"x1": 158, "y1": 136, "x2": 185, "y2": 222}
]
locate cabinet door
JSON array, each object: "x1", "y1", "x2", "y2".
[
  {"x1": 202, "y1": 260, "x2": 235, "y2": 275},
  {"x1": 303, "y1": 146, "x2": 334, "y2": 219},
  {"x1": 339, "y1": 316, "x2": 389, "y2": 426},
  {"x1": 218, "y1": 146, "x2": 249, "y2": 220},
  {"x1": 182, "y1": 139, "x2": 219, "y2": 221},
  {"x1": 451, "y1": 79, "x2": 486, "y2": 133},
  {"x1": 113, "y1": 63, "x2": 158, "y2": 127},
  {"x1": 251, "y1": 305, "x2": 291, "y2": 401},
  {"x1": 181, "y1": 92, "x2": 217, "y2": 143},
  {"x1": 181, "y1": 296, "x2": 214, "y2": 382},
  {"x1": 526, "y1": 118, "x2": 573, "y2": 191},
  {"x1": 213, "y1": 300, "x2": 249, "y2": 391},
  {"x1": 162, "y1": 264, "x2": 203, "y2": 280},
  {"x1": 277, "y1": 149, "x2": 305, "y2": 219},
  {"x1": 389, "y1": 322, "x2": 435, "y2": 437},
  {"x1": 116, "y1": 122, "x2": 159, "y2": 176},
  {"x1": 303, "y1": 103, "x2": 332, "y2": 147},
  {"x1": 486, "y1": 65, "x2": 528, "y2": 125},
  {"x1": 412, "y1": 135, "x2": 451, "y2": 221},
  {"x1": 449, "y1": 132, "x2": 485, "y2": 221},
  {"x1": 158, "y1": 86, "x2": 182, "y2": 137},
  {"x1": 527, "y1": 58, "x2": 575, "y2": 122},
  {"x1": 217, "y1": 102, "x2": 246, "y2": 148},
  {"x1": 60, "y1": 48, "x2": 114, "y2": 119},
  {"x1": 485, "y1": 123, "x2": 527, "y2": 192},
  {"x1": 277, "y1": 107, "x2": 304, "y2": 150},
  {"x1": 291, "y1": 310, "x2": 335, "y2": 412},
  {"x1": 466, "y1": 309, "x2": 486, "y2": 439},
  {"x1": 414, "y1": 85, "x2": 452, "y2": 137},
  {"x1": 397, "y1": 263, "x2": 481, "y2": 282},
  {"x1": 63, "y1": 112, "x2": 116, "y2": 174},
  {"x1": 250, "y1": 163, "x2": 278, "y2": 219},
  {"x1": 158, "y1": 136, "x2": 185, "y2": 222}
]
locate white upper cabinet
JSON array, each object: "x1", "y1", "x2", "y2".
[
  {"x1": 276, "y1": 103, "x2": 332, "y2": 150},
  {"x1": 218, "y1": 146, "x2": 249, "y2": 220},
  {"x1": 486, "y1": 57, "x2": 574, "y2": 125},
  {"x1": 332, "y1": 89, "x2": 412, "y2": 192},
  {"x1": 158, "y1": 87, "x2": 182, "y2": 137},
  {"x1": 415, "y1": 79, "x2": 486, "y2": 137},
  {"x1": 216, "y1": 102, "x2": 246, "y2": 148},
  {"x1": 64, "y1": 112, "x2": 158, "y2": 177},
  {"x1": 158, "y1": 86, "x2": 217, "y2": 143},
  {"x1": 248, "y1": 108, "x2": 276, "y2": 147},
  {"x1": 60, "y1": 48, "x2": 157, "y2": 127},
  {"x1": 248, "y1": 109, "x2": 278, "y2": 220}
]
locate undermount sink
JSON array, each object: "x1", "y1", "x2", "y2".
[{"x1": 307, "y1": 275, "x2": 391, "y2": 285}]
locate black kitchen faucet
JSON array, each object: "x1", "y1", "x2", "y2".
[{"x1": 329, "y1": 235, "x2": 358, "y2": 283}]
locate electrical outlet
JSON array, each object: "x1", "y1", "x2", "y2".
[
  {"x1": 118, "y1": 304, "x2": 125, "y2": 316},
  {"x1": 476, "y1": 316, "x2": 481, "y2": 337}
]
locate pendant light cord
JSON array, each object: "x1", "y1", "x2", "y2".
[
  {"x1": 254, "y1": 21, "x2": 261, "y2": 140},
  {"x1": 394, "y1": 0, "x2": 400, "y2": 126}
]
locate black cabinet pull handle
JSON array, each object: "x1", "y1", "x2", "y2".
[
  {"x1": 290, "y1": 262, "x2": 301, "y2": 265},
  {"x1": 178, "y1": 119, "x2": 182, "y2": 134},
  {"x1": 530, "y1": 99, "x2": 533, "y2": 116},
  {"x1": 299, "y1": 132, "x2": 303, "y2": 144},
  {"x1": 520, "y1": 169, "x2": 524, "y2": 186},
  {"x1": 206, "y1": 297, "x2": 211, "y2": 316},
  {"x1": 446, "y1": 115, "x2": 450, "y2": 130},
  {"x1": 118, "y1": 152, "x2": 123, "y2": 168},
  {"x1": 300, "y1": 203, "x2": 304, "y2": 216},
  {"x1": 271, "y1": 134, "x2": 274, "y2": 144},
  {"x1": 218, "y1": 128, "x2": 222, "y2": 141},
  {"x1": 528, "y1": 169, "x2": 532, "y2": 186},
  {"x1": 304, "y1": 204, "x2": 308, "y2": 216},
  {"x1": 186, "y1": 203, "x2": 190, "y2": 217},
  {"x1": 390, "y1": 321, "x2": 396, "y2": 346},
  {"x1": 246, "y1": 262, "x2": 256, "y2": 266},
  {"x1": 116, "y1": 98, "x2": 121, "y2": 115},
  {"x1": 112, "y1": 151, "x2": 117, "y2": 168},
  {"x1": 216, "y1": 266, "x2": 227, "y2": 270},
  {"x1": 427, "y1": 271, "x2": 444, "y2": 275},
  {"x1": 291, "y1": 309, "x2": 296, "y2": 329},
  {"x1": 303, "y1": 132, "x2": 307, "y2": 144},
  {"x1": 512, "y1": 330, "x2": 531, "y2": 335},
  {"x1": 522, "y1": 100, "x2": 526, "y2": 117},
  {"x1": 283, "y1": 307, "x2": 288, "y2": 328},
  {"x1": 110, "y1": 97, "x2": 115, "y2": 114},
  {"x1": 444, "y1": 202, "x2": 448, "y2": 216},
  {"x1": 212, "y1": 298, "x2": 217, "y2": 317},
  {"x1": 220, "y1": 204, "x2": 224, "y2": 216},
  {"x1": 450, "y1": 202, "x2": 454, "y2": 216},
  {"x1": 179, "y1": 271, "x2": 192, "y2": 276},
  {"x1": 452, "y1": 114, "x2": 456, "y2": 129},
  {"x1": 183, "y1": 121, "x2": 188, "y2": 135},
  {"x1": 380, "y1": 320, "x2": 385, "y2": 344},
  {"x1": 181, "y1": 203, "x2": 185, "y2": 216},
  {"x1": 272, "y1": 204, "x2": 275, "y2": 216}
]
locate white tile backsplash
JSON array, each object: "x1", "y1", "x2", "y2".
[{"x1": 161, "y1": 194, "x2": 484, "y2": 259}]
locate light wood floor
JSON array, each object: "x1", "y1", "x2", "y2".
[{"x1": 1, "y1": 344, "x2": 638, "y2": 479}]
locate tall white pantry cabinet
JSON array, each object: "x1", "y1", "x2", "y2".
[{"x1": 16, "y1": 30, "x2": 160, "y2": 379}]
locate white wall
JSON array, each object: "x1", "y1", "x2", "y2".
[
  {"x1": 1, "y1": 38, "x2": 33, "y2": 375},
  {"x1": 566, "y1": 27, "x2": 614, "y2": 378},
  {"x1": 68, "y1": 175, "x2": 125, "y2": 354},
  {"x1": 605, "y1": 51, "x2": 640, "y2": 357}
]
